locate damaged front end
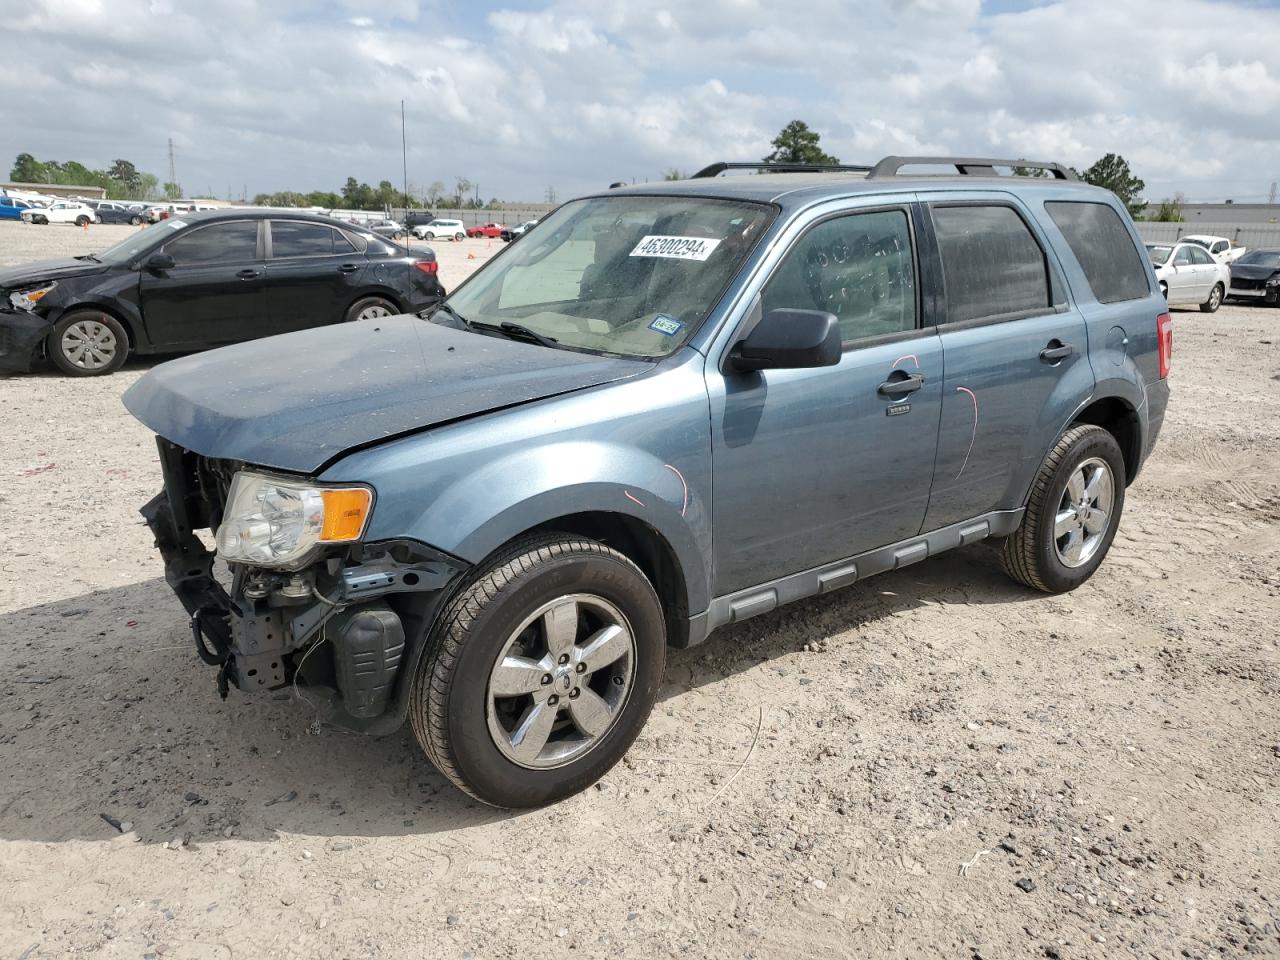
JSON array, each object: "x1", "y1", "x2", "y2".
[{"x1": 142, "y1": 437, "x2": 467, "y2": 734}]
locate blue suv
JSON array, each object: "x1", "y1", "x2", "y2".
[{"x1": 125, "y1": 156, "x2": 1172, "y2": 808}]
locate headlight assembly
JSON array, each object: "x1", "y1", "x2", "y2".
[
  {"x1": 214, "y1": 471, "x2": 372, "y2": 569},
  {"x1": 9, "y1": 282, "x2": 56, "y2": 311}
]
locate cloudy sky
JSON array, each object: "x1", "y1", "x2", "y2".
[{"x1": 5, "y1": 0, "x2": 1280, "y2": 204}]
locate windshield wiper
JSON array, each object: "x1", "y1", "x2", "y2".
[
  {"x1": 430, "y1": 301, "x2": 471, "y2": 328},
  {"x1": 472, "y1": 321, "x2": 560, "y2": 350},
  {"x1": 75, "y1": 253, "x2": 101, "y2": 262}
]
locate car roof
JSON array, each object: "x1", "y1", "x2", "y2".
[
  {"x1": 178, "y1": 208, "x2": 371, "y2": 229},
  {"x1": 591, "y1": 169, "x2": 1117, "y2": 214}
]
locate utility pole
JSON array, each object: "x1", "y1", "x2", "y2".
[
  {"x1": 167, "y1": 137, "x2": 177, "y2": 189},
  {"x1": 1270, "y1": 181, "x2": 1277, "y2": 205},
  {"x1": 401, "y1": 99, "x2": 409, "y2": 219},
  {"x1": 545, "y1": 185, "x2": 557, "y2": 205}
]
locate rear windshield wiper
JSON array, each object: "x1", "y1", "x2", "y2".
[{"x1": 472, "y1": 320, "x2": 560, "y2": 350}]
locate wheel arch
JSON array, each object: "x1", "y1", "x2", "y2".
[
  {"x1": 1070, "y1": 395, "x2": 1141, "y2": 486},
  {"x1": 55, "y1": 301, "x2": 139, "y2": 350},
  {"x1": 345, "y1": 288, "x2": 407, "y2": 317},
  {"x1": 522, "y1": 511, "x2": 691, "y2": 649}
]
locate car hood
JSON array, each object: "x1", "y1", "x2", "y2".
[
  {"x1": 0, "y1": 257, "x2": 108, "y2": 288},
  {"x1": 1230, "y1": 264, "x2": 1279, "y2": 281},
  {"x1": 122, "y1": 315, "x2": 649, "y2": 474}
]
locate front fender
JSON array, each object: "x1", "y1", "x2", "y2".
[{"x1": 383, "y1": 441, "x2": 709, "y2": 614}]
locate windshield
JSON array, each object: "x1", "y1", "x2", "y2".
[
  {"x1": 439, "y1": 195, "x2": 773, "y2": 358},
  {"x1": 1236, "y1": 250, "x2": 1280, "y2": 268},
  {"x1": 93, "y1": 219, "x2": 187, "y2": 264},
  {"x1": 1146, "y1": 244, "x2": 1173, "y2": 266}
]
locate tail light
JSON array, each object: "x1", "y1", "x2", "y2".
[
  {"x1": 413, "y1": 259, "x2": 438, "y2": 275},
  {"x1": 1156, "y1": 312, "x2": 1172, "y2": 379}
]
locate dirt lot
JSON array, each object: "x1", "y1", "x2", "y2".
[{"x1": 1, "y1": 219, "x2": 1278, "y2": 959}]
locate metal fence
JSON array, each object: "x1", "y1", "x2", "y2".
[
  {"x1": 1135, "y1": 221, "x2": 1280, "y2": 249},
  {"x1": 389, "y1": 206, "x2": 552, "y2": 227}
]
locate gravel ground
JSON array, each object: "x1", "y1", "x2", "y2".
[{"x1": 1, "y1": 220, "x2": 1278, "y2": 959}]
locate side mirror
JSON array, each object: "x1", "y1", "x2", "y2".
[
  {"x1": 729, "y1": 308, "x2": 842, "y2": 372},
  {"x1": 144, "y1": 252, "x2": 175, "y2": 272}
]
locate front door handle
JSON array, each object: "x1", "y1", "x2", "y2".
[
  {"x1": 878, "y1": 372, "x2": 925, "y2": 397},
  {"x1": 1040, "y1": 340, "x2": 1073, "y2": 362},
  {"x1": 236, "y1": 268, "x2": 261, "y2": 280},
  {"x1": 338, "y1": 263, "x2": 359, "y2": 274}
]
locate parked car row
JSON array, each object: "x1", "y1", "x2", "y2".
[
  {"x1": 1145, "y1": 241, "x2": 1280, "y2": 310},
  {"x1": 0, "y1": 210, "x2": 445, "y2": 375}
]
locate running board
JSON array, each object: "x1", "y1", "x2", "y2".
[{"x1": 680, "y1": 509, "x2": 1024, "y2": 647}]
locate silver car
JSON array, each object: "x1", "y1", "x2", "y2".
[{"x1": 1146, "y1": 241, "x2": 1230, "y2": 312}]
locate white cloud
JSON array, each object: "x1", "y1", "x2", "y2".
[{"x1": 2, "y1": 0, "x2": 1278, "y2": 202}]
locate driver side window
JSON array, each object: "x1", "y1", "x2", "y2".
[{"x1": 761, "y1": 209, "x2": 917, "y2": 343}]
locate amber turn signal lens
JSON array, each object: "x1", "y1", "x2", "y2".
[{"x1": 319, "y1": 488, "x2": 372, "y2": 542}]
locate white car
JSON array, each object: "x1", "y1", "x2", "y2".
[
  {"x1": 1181, "y1": 234, "x2": 1246, "y2": 264},
  {"x1": 20, "y1": 200, "x2": 98, "y2": 226},
  {"x1": 411, "y1": 218, "x2": 466, "y2": 241},
  {"x1": 1146, "y1": 241, "x2": 1231, "y2": 312}
]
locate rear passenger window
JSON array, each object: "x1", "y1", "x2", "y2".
[
  {"x1": 1046, "y1": 201, "x2": 1149, "y2": 303},
  {"x1": 762, "y1": 209, "x2": 917, "y2": 343},
  {"x1": 931, "y1": 205, "x2": 1050, "y2": 324},
  {"x1": 271, "y1": 221, "x2": 338, "y2": 257}
]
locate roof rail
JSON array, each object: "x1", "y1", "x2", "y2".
[
  {"x1": 868, "y1": 156, "x2": 1077, "y2": 180},
  {"x1": 691, "y1": 161, "x2": 873, "y2": 179}
]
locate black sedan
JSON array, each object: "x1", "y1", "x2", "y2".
[
  {"x1": 1227, "y1": 249, "x2": 1280, "y2": 306},
  {"x1": 0, "y1": 210, "x2": 444, "y2": 375}
]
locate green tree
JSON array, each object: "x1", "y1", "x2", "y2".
[
  {"x1": 10, "y1": 153, "x2": 47, "y2": 182},
  {"x1": 108, "y1": 159, "x2": 141, "y2": 196},
  {"x1": 663, "y1": 168, "x2": 686, "y2": 181},
  {"x1": 454, "y1": 177, "x2": 473, "y2": 207},
  {"x1": 427, "y1": 180, "x2": 445, "y2": 206},
  {"x1": 163, "y1": 181, "x2": 182, "y2": 200},
  {"x1": 1081, "y1": 153, "x2": 1146, "y2": 219},
  {"x1": 762, "y1": 120, "x2": 839, "y2": 166},
  {"x1": 1153, "y1": 194, "x2": 1185, "y2": 223},
  {"x1": 139, "y1": 172, "x2": 160, "y2": 201}
]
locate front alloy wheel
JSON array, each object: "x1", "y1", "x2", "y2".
[
  {"x1": 410, "y1": 534, "x2": 665, "y2": 808},
  {"x1": 487, "y1": 594, "x2": 636, "y2": 768}
]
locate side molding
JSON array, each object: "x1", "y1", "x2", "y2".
[{"x1": 680, "y1": 508, "x2": 1024, "y2": 647}]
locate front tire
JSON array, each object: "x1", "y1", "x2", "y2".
[
  {"x1": 344, "y1": 296, "x2": 398, "y2": 322},
  {"x1": 47, "y1": 310, "x2": 129, "y2": 376},
  {"x1": 1200, "y1": 282, "x2": 1223, "y2": 313},
  {"x1": 410, "y1": 534, "x2": 666, "y2": 808},
  {"x1": 1000, "y1": 424, "x2": 1126, "y2": 594},
  {"x1": 130, "y1": 215, "x2": 143, "y2": 225}
]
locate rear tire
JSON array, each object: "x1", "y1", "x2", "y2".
[
  {"x1": 74, "y1": 215, "x2": 90, "y2": 227},
  {"x1": 454, "y1": 232, "x2": 465, "y2": 241},
  {"x1": 47, "y1": 310, "x2": 129, "y2": 376},
  {"x1": 1199, "y1": 282, "x2": 1223, "y2": 313},
  {"x1": 409, "y1": 534, "x2": 666, "y2": 808},
  {"x1": 130, "y1": 215, "x2": 143, "y2": 225},
  {"x1": 423, "y1": 232, "x2": 435, "y2": 240},
  {"x1": 1000, "y1": 424, "x2": 1126, "y2": 594},
  {"x1": 344, "y1": 296, "x2": 398, "y2": 322}
]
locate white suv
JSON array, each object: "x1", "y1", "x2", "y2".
[
  {"x1": 21, "y1": 200, "x2": 98, "y2": 226},
  {"x1": 411, "y1": 218, "x2": 466, "y2": 241}
]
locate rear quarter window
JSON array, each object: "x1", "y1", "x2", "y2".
[
  {"x1": 931, "y1": 204, "x2": 1051, "y2": 324},
  {"x1": 1045, "y1": 201, "x2": 1150, "y2": 304}
]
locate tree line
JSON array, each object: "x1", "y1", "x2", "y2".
[
  {"x1": 254, "y1": 176, "x2": 507, "y2": 211},
  {"x1": 9, "y1": 153, "x2": 179, "y2": 201}
]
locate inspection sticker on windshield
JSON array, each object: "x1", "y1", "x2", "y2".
[
  {"x1": 648, "y1": 314, "x2": 684, "y2": 336},
  {"x1": 629, "y1": 235, "x2": 722, "y2": 261}
]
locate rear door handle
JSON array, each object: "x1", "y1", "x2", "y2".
[
  {"x1": 338, "y1": 263, "x2": 359, "y2": 274},
  {"x1": 878, "y1": 372, "x2": 925, "y2": 397},
  {"x1": 236, "y1": 268, "x2": 261, "y2": 280},
  {"x1": 1040, "y1": 340, "x2": 1073, "y2": 362}
]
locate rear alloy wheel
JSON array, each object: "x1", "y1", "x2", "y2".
[
  {"x1": 454, "y1": 232, "x2": 465, "y2": 241},
  {"x1": 410, "y1": 534, "x2": 665, "y2": 808},
  {"x1": 999, "y1": 424, "x2": 1125, "y2": 593},
  {"x1": 345, "y1": 296, "x2": 398, "y2": 322},
  {"x1": 1200, "y1": 282, "x2": 1223, "y2": 313},
  {"x1": 423, "y1": 232, "x2": 436, "y2": 240},
  {"x1": 48, "y1": 310, "x2": 129, "y2": 376}
]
